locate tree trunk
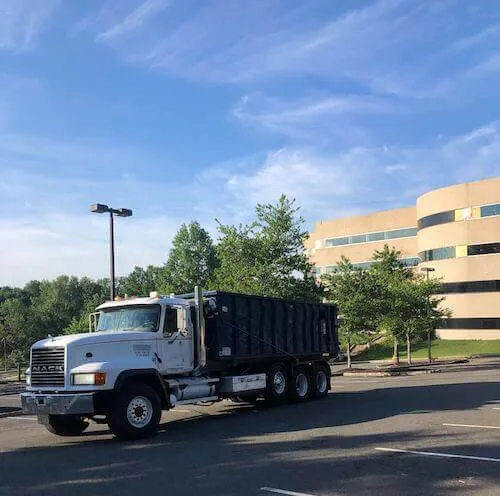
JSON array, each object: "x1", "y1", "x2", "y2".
[
  {"x1": 406, "y1": 332, "x2": 412, "y2": 365},
  {"x1": 392, "y1": 336, "x2": 400, "y2": 366},
  {"x1": 347, "y1": 336, "x2": 352, "y2": 368}
]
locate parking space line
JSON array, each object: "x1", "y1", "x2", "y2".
[
  {"x1": 443, "y1": 423, "x2": 500, "y2": 430},
  {"x1": 492, "y1": 407, "x2": 500, "y2": 410},
  {"x1": 261, "y1": 487, "x2": 316, "y2": 496},
  {"x1": 375, "y1": 447, "x2": 500, "y2": 462},
  {"x1": 3, "y1": 416, "x2": 36, "y2": 421}
]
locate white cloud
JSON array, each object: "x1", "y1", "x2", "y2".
[
  {"x1": 0, "y1": 0, "x2": 59, "y2": 51},
  {"x1": 97, "y1": 0, "x2": 172, "y2": 42},
  {"x1": 468, "y1": 53, "x2": 500, "y2": 77},
  {"x1": 0, "y1": 214, "x2": 179, "y2": 287},
  {"x1": 233, "y1": 93, "x2": 404, "y2": 144},
  {"x1": 2, "y1": 121, "x2": 500, "y2": 287},
  {"x1": 197, "y1": 121, "x2": 500, "y2": 224}
]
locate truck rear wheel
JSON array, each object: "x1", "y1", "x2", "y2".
[
  {"x1": 289, "y1": 367, "x2": 311, "y2": 402},
  {"x1": 108, "y1": 383, "x2": 161, "y2": 440},
  {"x1": 265, "y1": 363, "x2": 289, "y2": 402},
  {"x1": 45, "y1": 415, "x2": 89, "y2": 436},
  {"x1": 311, "y1": 363, "x2": 330, "y2": 399}
]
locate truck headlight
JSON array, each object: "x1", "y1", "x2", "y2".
[
  {"x1": 72, "y1": 372, "x2": 106, "y2": 386},
  {"x1": 26, "y1": 368, "x2": 31, "y2": 386}
]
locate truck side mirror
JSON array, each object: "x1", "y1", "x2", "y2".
[{"x1": 89, "y1": 312, "x2": 99, "y2": 333}]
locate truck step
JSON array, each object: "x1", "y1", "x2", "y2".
[{"x1": 174, "y1": 396, "x2": 219, "y2": 406}]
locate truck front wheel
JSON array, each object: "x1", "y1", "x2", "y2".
[
  {"x1": 45, "y1": 415, "x2": 89, "y2": 436},
  {"x1": 108, "y1": 383, "x2": 161, "y2": 440}
]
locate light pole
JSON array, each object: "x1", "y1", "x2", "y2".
[
  {"x1": 91, "y1": 204, "x2": 132, "y2": 301},
  {"x1": 421, "y1": 266, "x2": 435, "y2": 364}
]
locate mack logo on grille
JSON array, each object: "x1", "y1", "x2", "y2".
[{"x1": 32, "y1": 364, "x2": 64, "y2": 373}]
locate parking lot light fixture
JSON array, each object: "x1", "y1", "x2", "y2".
[
  {"x1": 421, "y1": 267, "x2": 436, "y2": 363},
  {"x1": 90, "y1": 204, "x2": 133, "y2": 301}
]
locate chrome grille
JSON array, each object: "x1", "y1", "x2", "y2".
[{"x1": 31, "y1": 347, "x2": 65, "y2": 387}]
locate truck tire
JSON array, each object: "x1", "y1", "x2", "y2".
[
  {"x1": 311, "y1": 363, "x2": 330, "y2": 399},
  {"x1": 46, "y1": 415, "x2": 89, "y2": 436},
  {"x1": 108, "y1": 383, "x2": 162, "y2": 440},
  {"x1": 265, "y1": 363, "x2": 289, "y2": 402},
  {"x1": 289, "y1": 367, "x2": 311, "y2": 402}
]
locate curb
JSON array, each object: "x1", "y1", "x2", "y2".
[
  {"x1": 0, "y1": 408, "x2": 23, "y2": 419},
  {"x1": 340, "y1": 368, "x2": 442, "y2": 377}
]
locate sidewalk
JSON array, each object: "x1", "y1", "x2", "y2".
[
  {"x1": 330, "y1": 356, "x2": 500, "y2": 377},
  {"x1": 0, "y1": 382, "x2": 24, "y2": 417}
]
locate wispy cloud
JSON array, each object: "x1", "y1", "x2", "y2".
[
  {"x1": 2, "y1": 120, "x2": 500, "y2": 286},
  {"x1": 196, "y1": 121, "x2": 500, "y2": 224},
  {"x1": 233, "y1": 93, "x2": 405, "y2": 144},
  {"x1": 0, "y1": 0, "x2": 60, "y2": 51},
  {"x1": 96, "y1": 0, "x2": 172, "y2": 42}
]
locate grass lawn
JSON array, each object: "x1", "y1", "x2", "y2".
[{"x1": 357, "y1": 339, "x2": 500, "y2": 361}]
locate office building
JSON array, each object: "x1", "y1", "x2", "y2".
[{"x1": 306, "y1": 177, "x2": 500, "y2": 339}]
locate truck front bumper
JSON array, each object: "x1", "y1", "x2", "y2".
[{"x1": 21, "y1": 392, "x2": 94, "y2": 417}]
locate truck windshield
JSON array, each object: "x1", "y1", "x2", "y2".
[{"x1": 97, "y1": 305, "x2": 161, "y2": 332}]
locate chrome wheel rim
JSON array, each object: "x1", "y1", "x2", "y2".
[
  {"x1": 316, "y1": 370, "x2": 328, "y2": 394},
  {"x1": 273, "y1": 371, "x2": 286, "y2": 395},
  {"x1": 295, "y1": 373, "x2": 309, "y2": 397},
  {"x1": 126, "y1": 396, "x2": 153, "y2": 428}
]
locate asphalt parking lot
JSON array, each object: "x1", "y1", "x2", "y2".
[{"x1": 0, "y1": 365, "x2": 499, "y2": 496}]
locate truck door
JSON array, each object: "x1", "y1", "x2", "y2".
[{"x1": 158, "y1": 306, "x2": 194, "y2": 374}]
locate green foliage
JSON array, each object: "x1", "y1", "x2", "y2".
[
  {"x1": 323, "y1": 256, "x2": 381, "y2": 365},
  {"x1": 118, "y1": 265, "x2": 163, "y2": 297},
  {"x1": 359, "y1": 339, "x2": 500, "y2": 361},
  {"x1": 161, "y1": 221, "x2": 218, "y2": 294},
  {"x1": 323, "y1": 244, "x2": 451, "y2": 364},
  {"x1": 214, "y1": 195, "x2": 321, "y2": 302},
  {"x1": 370, "y1": 245, "x2": 450, "y2": 343}
]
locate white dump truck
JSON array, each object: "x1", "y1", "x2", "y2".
[{"x1": 21, "y1": 289, "x2": 338, "y2": 440}]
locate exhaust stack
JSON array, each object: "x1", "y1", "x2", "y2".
[{"x1": 194, "y1": 286, "x2": 207, "y2": 370}]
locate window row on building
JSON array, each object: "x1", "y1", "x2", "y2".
[
  {"x1": 419, "y1": 242, "x2": 500, "y2": 262},
  {"x1": 418, "y1": 203, "x2": 500, "y2": 230},
  {"x1": 324, "y1": 227, "x2": 417, "y2": 248},
  {"x1": 315, "y1": 256, "x2": 420, "y2": 275},
  {"x1": 437, "y1": 280, "x2": 500, "y2": 294}
]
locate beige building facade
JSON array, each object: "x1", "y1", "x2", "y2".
[{"x1": 307, "y1": 177, "x2": 500, "y2": 340}]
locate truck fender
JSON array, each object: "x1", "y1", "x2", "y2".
[{"x1": 114, "y1": 369, "x2": 170, "y2": 408}]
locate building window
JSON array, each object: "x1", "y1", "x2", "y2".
[
  {"x1": 419, "y1": 246, "x2": 456, "y2": 262},
  {"x1": 437, "y1": 280, "x2": 500, "y2": 294},
  {"x1": 467, "y1": 242, "x2": 500, "y2": 256},
  {"x1": 440, "y1": 318, "x2": 500, "y2": 330},
  {"x1": 325, "y1": 236, "x2": 349, "y2": 247},
  {"x1": 418, "y1": 210, "x2": 455, "y2": 229},
  {"x1": 480, "y1": 204, "x2": 500, "y2": 218},
  {"x1": 418, "y1": 202, "x2": 500, "y2": 230},
  {"x1": 324, "y1": 227, "x2": 417, "y2": 248},
  {"x1": 320, "y1": 256, "x2": 420, "y2": 273},
  {"x1": 419, "y1": 242, "x2": 500, "y2": 262},
  {"x1": 366, "y1": 232, "x2": 385, "y2": 242}
]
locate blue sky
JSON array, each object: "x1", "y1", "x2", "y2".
[{"x1": 1, "y1": 0, "x2": 500, "y2": 286}]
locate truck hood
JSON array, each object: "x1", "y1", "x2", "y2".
[{"x1": 33, "y1": 331, "x2": 156, "y2": 349}]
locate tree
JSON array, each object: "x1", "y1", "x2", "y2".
[
  {"x1": 118, "y1": 265, "x2": 163, "y2": 297},
  {"x1": 370, "y1": 245, "x2": 450, "y2": 365},
  {"x1": 370, "y1": 245, "x2": 413, "y2": 365},
  {"x1": 161, "y1": 221, "x2": 218, "y2": 294},
  {"x1": 215, "y1": 195, "x2": 322, "y2": 302},
  {"x1": 323, "y1": 257, "x2": 381, "y2": 367}
]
